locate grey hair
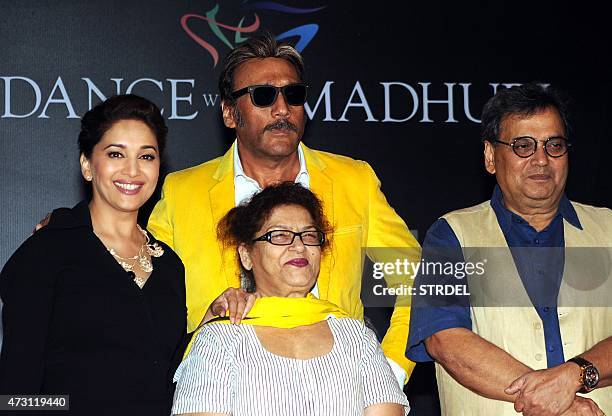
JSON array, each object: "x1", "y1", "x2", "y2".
[{"x1": 218, "y1": 32, "x2": 305, "y2": 105}]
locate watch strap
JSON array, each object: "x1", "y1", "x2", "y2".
[
  {"x1": 568, "y1": 356, "x2": 591, "y2": 369},
  {"x1": 567, "y1": 356, "x2": 594, "y2": 393}
]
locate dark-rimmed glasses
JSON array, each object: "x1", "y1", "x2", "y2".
[
  {"x1": 253, "y1": 229, "x2": 325, "y2": 246},
  {"x1": 231, "y1": 83, "x2": 308, "y2": 107},
  {"x1": 494, "y1": 136, "x2": 571, "y2": 158}
]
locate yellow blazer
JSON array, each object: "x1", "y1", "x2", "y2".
[{"x1": 148, "y1": 143, "x2": 420, "y2": 376}]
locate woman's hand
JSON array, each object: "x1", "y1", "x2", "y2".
[{"x1": 201, "y1": 288, "x2": 260, "y2": 325}]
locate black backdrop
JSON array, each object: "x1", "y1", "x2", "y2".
[{"x1": 1, "y1": 1, "x2": 611, "y2": 414}]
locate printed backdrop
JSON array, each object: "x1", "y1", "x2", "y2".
[{"x1": 1, "y1": 2, "x2": 611, "y2": 414}]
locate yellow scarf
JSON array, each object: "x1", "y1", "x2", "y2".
[{"x1": 183, "y1": 294, "x2": 350, "y2": 357}]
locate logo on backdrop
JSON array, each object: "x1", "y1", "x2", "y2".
[
  {"x1": 0, "y1": 77, "x2": 527, "y2": 123},
  {"x1": 180, "y1": 2, "x2": 326, "y2": 67},
  {"x1": 0, "y1": 2, "x2": 533, "y2": 123}
]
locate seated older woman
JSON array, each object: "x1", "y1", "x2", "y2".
[{"x1": 172, "y1": 182, "x2": 409, "y2": 416}]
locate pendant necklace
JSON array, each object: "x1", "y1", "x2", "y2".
[{"x1": 106, "y1": 225, "x2": 164, "y2": 288}]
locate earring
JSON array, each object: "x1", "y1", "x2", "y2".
[{"x1": 85, "y1": 174, "x2": 92, "y2": 181}]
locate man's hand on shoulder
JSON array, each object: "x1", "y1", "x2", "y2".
[
  {"x1": 33, "y1": 212, "x2": 51, "y2": 234},
  {"x1": 201, "y1": 287, "x2": 260, "y2": 325},
  {"x1": 506, "y1": 363, "x2": 583, "y2": 416}
]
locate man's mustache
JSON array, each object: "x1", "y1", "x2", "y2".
[{"x1": 264, "y1": 119, "x2": 298, "y2": 133}]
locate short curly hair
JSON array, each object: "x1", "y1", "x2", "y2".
[{"x1": 217, "y1": 182, "x2": 331, "y2": 291}]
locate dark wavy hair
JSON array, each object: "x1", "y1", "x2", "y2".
[
  {"x1": 218, "y1": 32, "x2": 305, "y2": 106},
  {"x1": 481, "y1": 82, "x2": 570, "y2": 143},
  {"x1": 78, "y1": 94, "x2": 167, "y2": 158},
  {"x1": 217, "y1": 182, "x2": 331, "y2": 291}
]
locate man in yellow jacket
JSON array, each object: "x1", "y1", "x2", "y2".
[{"x1": 148, "y1": 33, "x2": 420, "y2": 385}]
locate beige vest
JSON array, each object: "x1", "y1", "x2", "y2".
[{"x1": 436, "y1": 200, "x2": 612, "y2": 415}]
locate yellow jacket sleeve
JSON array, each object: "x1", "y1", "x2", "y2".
[{"x1": 363, "y1": 162, "x2": 420, "y2": 381}]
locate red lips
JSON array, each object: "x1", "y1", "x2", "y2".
[
  {"x1": 286, "y1": 258, "x2": 309, "y2": 267},
  {"x1": 113, "y1": 180, "x2": 144, "y2": 195}
]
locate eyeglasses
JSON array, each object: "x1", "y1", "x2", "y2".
[
  {"x1": 231, "y1": 83, "x2": 308, "y2": 107},
  {"x1": 494, "y1": 136, "x2": 571, "y2": 158},
  {"x1": 253, "y1": 229, "x2": 325, "y2": 246}
]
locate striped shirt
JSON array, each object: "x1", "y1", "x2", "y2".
[{"x1": 172, "y1": 317, "x2": 410, "y2": 415}]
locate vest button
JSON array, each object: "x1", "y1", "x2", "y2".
[
  {"x1": 534, "y1": 322, "x2": 542, "y2": 330},
  {"x1": 535, "y1": 353, "x2": 543, "y2": 361}
]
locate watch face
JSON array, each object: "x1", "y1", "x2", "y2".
[{"x1": 584, "y1": 366, "x2": 600, "y2": 389}]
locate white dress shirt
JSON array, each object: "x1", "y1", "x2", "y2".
[{"x1": 233, "y1": 140, "x2": 309, "y2": 206}]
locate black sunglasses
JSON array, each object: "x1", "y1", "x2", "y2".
[{"x1": 231, "y1": 83, "x2": 308, "y2": 107}]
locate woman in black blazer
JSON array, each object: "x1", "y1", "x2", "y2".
[{"x1": 0, "y1": 95, "x2": 187, "y2": 415}]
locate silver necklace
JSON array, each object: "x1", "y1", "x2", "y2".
[{"x1": 107, "y1": 225, "x2": 164, "y2": 287}]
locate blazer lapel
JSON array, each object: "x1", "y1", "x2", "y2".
[
  {"x1": 209, "y1": 144, "x2": 240, "y2": 288},
  {"x1": 303, "y1": 145, "x2": 334, "y2": 299}
]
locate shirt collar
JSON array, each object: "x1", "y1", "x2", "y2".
[
  {"x1": 46, "y1": 200, "x2": 160, "y2": 243},
  {"x1": 46, "y1": 200, "x2": 92, "y2": 230},
  {"x1": 232, "y1": 140, "x2": 310, "y2": 206},
  {"x1": 490, "y1": 184, "x2": 582, "y2": 230},
  {"x1": 232, "y1": 139, "x2": 309, "y2": 186}
]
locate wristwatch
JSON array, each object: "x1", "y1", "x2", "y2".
[{"x1": 567, "y1": 356, "x2": 600, "y2": 393}]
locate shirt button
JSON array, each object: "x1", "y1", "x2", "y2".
[
  {"x1": 534, "y1": 239, "x2": 540, "y2": 245},
  {"x1": 535, "y1": 353, "x2": 543, "y2": 361},
  {"x1": 543, "y1": 307, "x2": 550, "y2": 312},
  {"x1": 534, "y1": 322, "x2": 542, "y2": 330},
  {"x1": 548, "y1": 346, "x2": 555, "y2": 352}
]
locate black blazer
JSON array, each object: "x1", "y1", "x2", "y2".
[{"x1": 0, "y1": 201, "x2": 187, "y2": 415}]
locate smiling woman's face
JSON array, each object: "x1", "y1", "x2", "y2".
[
  {"x1": 238, "y1": 204, "x2": 322, "y2": 298},
  {"x1": 80, "y1": 119, "x2": 160, "y2": 215}
]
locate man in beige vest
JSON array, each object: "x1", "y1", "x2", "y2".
[{"x1": 407, "y1": 83, "x2": 611, "y2": 416}]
